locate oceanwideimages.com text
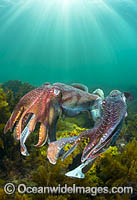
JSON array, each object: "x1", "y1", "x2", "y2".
[{"x1": 4, "y1": 183, "x2": 133, "y2": 196}]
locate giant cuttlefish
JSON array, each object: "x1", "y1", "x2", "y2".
[
  {"x1": 4, "y1": 85, "x2": 62, "y2": 156},
  {"x1": 4, "y1": 82, "x2": 100, "y2": 156},
  {"x1": 47, "y1": 90, "x2": 133, "y2": 178}
]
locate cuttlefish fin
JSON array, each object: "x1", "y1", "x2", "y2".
[
  {"x1": 81, "y1": 139, "x2": 95, "y2": 163},
  {"x1": 71, "y1": 83, "x2": 88, "y2": 92},
  {"x1": 47, "y1": 136, "x2": 78, "y2": 165},
  {"x1": 81, "y1": 131, "x2": 99, "y2": 163},
  {"x1": 34, "y1": 123, "x2": 48, "y2": 147},
  {"x1": 85, "y1": 121, "x2": 124, "y2": 161}
]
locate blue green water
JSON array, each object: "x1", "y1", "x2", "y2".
[{"x1": 0, "y1": 0, "x2": 137, "y2": 91}]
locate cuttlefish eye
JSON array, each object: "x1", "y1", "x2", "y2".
[
  {"x1": 54, "y1": 89, "x2": 60, "y2": 96},
  {"x1": 50, "y1": 88, "x2": 60, "y2": 96},
  {"x1": 110, "y1": 90, "x2": 121, "y2": 97}
]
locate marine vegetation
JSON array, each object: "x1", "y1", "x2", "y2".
[{"x1": 0, "y1": 80, "x2": 136, "y2": 200}]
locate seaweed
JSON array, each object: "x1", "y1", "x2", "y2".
[{"x1": 0, "y1": 81, "x2": 137, "y2": 199}]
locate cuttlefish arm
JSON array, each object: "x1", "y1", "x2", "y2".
[
  {"x1": 20, "y1": 115, "x2": 49, "y2": 156},
  {"x1": 20, "y1": 114, "x2": 35, "y2": 156},
  {"x1": 47, "y1": 136, "x2": 78, "y2": 164},
  {"x1": 34, "y1": 88, "x2": 62, "y2": 147},
  {"x1": 34, "y1": 123, "x2": 48, "y2": 147},
  {"x1": 21, "y1": 87, "x2": 62, "y2": 154},
  {"x1": 13, "y1": 96, "x2": 41, "y2": 140},
  {"x1": 4, "y1": 87, "x2": 47, "y2": 134},
  {"x1": 20, "y1": 116, "x2": 48, "y2": 156},
  {"x1": 5, "y1": 84, "x2": 62, "y2": 156},
  {"x1": 47, "y1": 129, "x2": 92, "y2": 164}
]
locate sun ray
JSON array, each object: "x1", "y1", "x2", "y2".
[{"x1": 0, "y1": 0, "x2": 137, "y2": 86}]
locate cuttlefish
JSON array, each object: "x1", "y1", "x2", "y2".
[
  {"x1": 4, "y1": 82, "x2": 100, "y2": 156},
  {"x1": 4, "y1": 85, "x2": 62, "y2": 156},
  {"x1": 47, "y1": 90, "x2": 133, "y2": 178}
]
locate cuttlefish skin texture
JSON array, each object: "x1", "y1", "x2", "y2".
[
  {"x1": 4, "y1": 85, "x2": 62, "y2": 155},
  {"x1": 4, "y1": 82, "x2": 99, "y2": 155},
  {"x1": 47, "y1": 90, "x2": 129, "y2": 166}
]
